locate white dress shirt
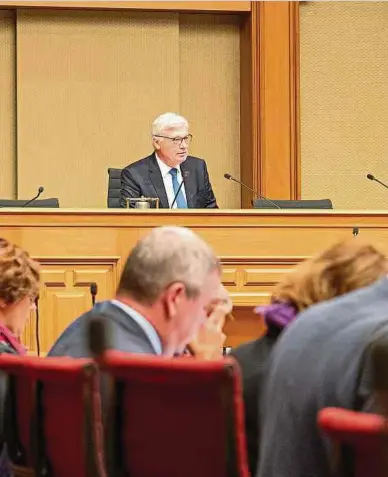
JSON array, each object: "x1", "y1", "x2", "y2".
[{"x1": 155, "y1": 154, "x2": 187, "y2": 208}]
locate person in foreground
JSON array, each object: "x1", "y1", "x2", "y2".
[
  {"x1": 119, "y1": 112, "x2": 218, "y2": 209},
  {"x1": 48, "y1": 226, "x2": 222, "y2": 358},
  {"x1": 0, "y1": 238, "x2": 40, "y2": 475},
  {"x1": 256, "y1": 240, "x2": 388, "y2": 477},
  {"x1": 230, "y1": 239, "x2": 388, "y2": 475}
]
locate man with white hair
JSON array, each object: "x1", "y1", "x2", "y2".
[
  {"x1": 48, "y1": 226, "x2": 222, "y2": 358},
  {"x1": 119, "y1": 112, "x2": 218, "y2": 208}
]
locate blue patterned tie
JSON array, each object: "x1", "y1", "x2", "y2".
[{"x1": 169, "y1": 168, "x2": 188, "y2": 208}]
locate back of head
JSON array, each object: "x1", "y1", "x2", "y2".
[
  {"x1": 118, "y1": 226, "x2": 220, "y2": 304},
  {"x1": 273, "y1": 239, "x2": 387, "y2": 312},
  {"x1": 0, "y1": 238, "x2": 40, "y2": 305}
]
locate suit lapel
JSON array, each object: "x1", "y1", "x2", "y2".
[
  {"x1": 148, "y1": 153, "x2": 169, "y2": 208},
  {"x1": 180, "y1": 158, "x2": 196, "y2": 208}
]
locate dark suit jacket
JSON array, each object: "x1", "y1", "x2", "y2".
[
  {"x1": 119, "y1": 153, "x2": 218, "y2": 209},
  {"x1": 230, "y1": 327, "x2": 280, "y2": 477},
  {"x1": 48, "y1": 301, "x2": 158, "y2": 421},
  {"x1": 258, "y1": 278, "x2": 388, "y2": 477},
  {"x1": 48, "y1": 301, "x2": 157, "y2": 358}
]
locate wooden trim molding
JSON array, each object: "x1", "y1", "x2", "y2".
[
  {"x1": 257, "y1": 1, "x2": 300, "y2": 200},
  {"x1": 240, "y1": 2, "x2": 300, "y2": 206},
  {"x1": 0, "y1": 1, "x2": 251, "y2": 12}
]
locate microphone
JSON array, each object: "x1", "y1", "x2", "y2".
[
  {"x1": 23, "y1": 186, "x2": 44, "y2": 207},
  {"x1": 224, "y1": 173, "x2": 281, "y2": 209},
  {"x1": 171, "y1": 171, "x2": 189, "y2": 209},
  {"x1": 352, "y1": 227, "x2": 359, "y2": 237},
  {"x1": 90, "y1": 282, "x2": 98, "y2": 306},
  {"x1": 366, "y1": 174, "x2": 388, "y2": 191}
]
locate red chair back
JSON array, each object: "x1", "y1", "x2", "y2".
[
  {"x1": 102, "y1": 352, "x2": 249, "y2": 477},
  {"x1": 318, "y1": 407, "x2": 388, "y2": 477},
  {"x1": 0, "y1": 354, "x2": 37, "y2": 475},
  {"x1": 0, "y1": 354, "x2": 106, "y2": 477}
]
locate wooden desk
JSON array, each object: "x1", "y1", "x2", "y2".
[{"x1": 1, "y1": 208, "x2": 388, "y2": 353}]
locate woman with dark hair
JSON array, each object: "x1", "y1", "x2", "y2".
[
  {"x1": 230, "y1": 239, "x2": 388, "y2": 475},
  {"x1": 0, "y1": 238, "x2": 40, "y2": 476}
]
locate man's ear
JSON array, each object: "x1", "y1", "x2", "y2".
[
  {"x1": 153, "y1": 138, "x2": 161, "y2": 150},
  {"x1": 164, "y1": 282, "x2": 186, "y2": 322}
]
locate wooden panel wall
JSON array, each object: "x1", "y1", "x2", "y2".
[
  {"x1": 300, "y1": 2, "x2": 388, "y2": 209},
  {"x1": 15, "y1": 9, "x2": 241, "y2": 208},
  {"x1": 0, "y1": 10, "x2": 16, "y2": 199}
]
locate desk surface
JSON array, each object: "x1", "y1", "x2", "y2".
[{"x1": 2, "y1": 208, "x2": 388, "y2": 353}]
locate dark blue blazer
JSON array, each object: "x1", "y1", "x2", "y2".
[
  {"x1": 119, "y1": 153, "x2": 218, "y2": 209},
  {"x1": 48, "y1": 301, "x2": 156, "y2": 358}
]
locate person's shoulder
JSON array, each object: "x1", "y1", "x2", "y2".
[
  {"x1": 186, "y1": 155, "x2": 205, "y2": 166},
  {"x1": 122, "y1": 154, "x2": 154, "y2": 172},
  {"x1": 302, "y1": 278, "x2": 388, "y2": 319},
  {"x1": 230, "y1": 335, "x2": 275, "y2": 364}
]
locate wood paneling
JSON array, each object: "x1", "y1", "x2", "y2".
[
  {"x1": 240, "y1": 1, "x2": 300, "y2": 205},
  {"x1": 257, "y1": 1, "x2": 300, "y2": 200},
  {"x1": 179, "y1": 13, "x2": 241, "y2": 208},
  {"x1": 0, "y1": 2, "x2": 251, "y2": 12},
  {"x1": 3, "y1": 208, "x2": 388, "y2": 351},
  {"x1": 22, "y1": 257, "x2": 119, "y2": 354},
  {"x1": 0, "y1": 10, "x2": 16, "y2": 200}
]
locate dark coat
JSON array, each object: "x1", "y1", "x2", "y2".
[{"x1": 119, "y1": 153, "x2": 218, "y2": 209}]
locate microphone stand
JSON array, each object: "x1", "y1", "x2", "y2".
[
  {"x1": 171, "y1": 171, "x2": 189, "y2": 209},
  {"x1": 225, "y1": 174, "x2": 281, "y2": 209}
]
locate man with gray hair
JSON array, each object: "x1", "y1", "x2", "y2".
[
  {"x1": 119, "y1": 112, "x2": 218, "y2": 209},
  {"x1": 48, "y1": 226, "x2": 222, "y2": 358}
]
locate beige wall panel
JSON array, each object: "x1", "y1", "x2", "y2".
[
  {"x1": 17, "y1": 9, "x2": 179, "y2": 207},
  {"x1": 0, "y1": 11, "x2": 16, "y2": 199},
  {"x1": 300, "y1": 2, "x2": 388, "y2": 209},
  {"x1": 179, "y1": 14, "x2": 240, "y2": 208}
]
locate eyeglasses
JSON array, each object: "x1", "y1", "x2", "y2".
[{"x1": 153, "y1": 134, "x2": 193, "y2": 146}]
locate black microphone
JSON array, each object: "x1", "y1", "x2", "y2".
[
  {"x1": 352, "y1": 227, "x2": 359, "y2": 237},
  {"x1": 23, "y1": 186, "x2": 44, "y2": 207},
  {"x1": 366, "y1": 174, "x2": 388, "y2": 191},
  {"x1": 90, "y1": 282, "x2": 98, "y2": 306},
  {"x1": 35, "y1": 295, "x2": 40, "y2": 357},
  {"x1": 224, "y1": 173, "x2": 281, "y2": 209},
  {"x1": 171, "y1": 171, "x2": 189, "y2": 209}
]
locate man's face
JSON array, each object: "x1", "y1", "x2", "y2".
[
  {"x1": 153, "y1": 123, "x2": 190, "y2": 168},
  {"x1": 164, "y1": 270, "x2": 222, "y2": 355}
]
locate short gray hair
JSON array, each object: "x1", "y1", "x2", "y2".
[
  {"x1": 151, "y1": 113, "x2": 188, "y2": 136},
  {"x1": 118, "y1": 226, "x2": 220, "y2": 304}
]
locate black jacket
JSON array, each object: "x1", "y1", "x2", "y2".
[
  {"x1": 230, "y1": 326, "x2": 281, "y2": 476},
  {"x1": 119, "y1": 153, "x2": 218, "y2": 209}
]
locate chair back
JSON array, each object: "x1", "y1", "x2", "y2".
[
  {"x1": 107, "y1": 169, "x2": 122, "y2": 208},
  {"x1": 0, "y1": 199, "x2": 59, "y2": 208},
  {"x1": 102, "y1": 352, "x2": 249, "y2": 477},
  {"x1": 0, "y1": 354, "x2": 106, "y2": 477},
  {"x1": 252, "y1": 198, "x2": 333, "y2": 209},
  {"x1": 0, "y1": 354, "x2": 36, "y2": 476},
  {"x1": 318, "y1": 407, "x2": 388, "y2": 477}
]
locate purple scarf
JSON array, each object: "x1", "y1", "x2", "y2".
[{"x1": 254, "y1": 301, "x2": 298, "y2": 330}]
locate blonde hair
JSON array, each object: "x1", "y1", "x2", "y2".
[
  {"x1": 0, "y1": 238, "x2": 40, "y2": 304},
  {"x1": 273, "y1": 240, "x2": 387, "y2": 312}
]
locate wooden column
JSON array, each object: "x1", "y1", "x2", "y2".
[{"x1": 241, "y1": 1, "x2": 300, "y2": 206}]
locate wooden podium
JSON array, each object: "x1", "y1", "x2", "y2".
[{"x1": 1, "y1": 208, "x2": 387, "y2": 354}]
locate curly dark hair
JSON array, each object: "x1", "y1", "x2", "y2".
[{"x1": 0, "y1": 238, "x2": 40, "y2": 304}]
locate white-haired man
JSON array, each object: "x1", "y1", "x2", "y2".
[
  {"x1": 119, "y1": 113, "x2": 218, "y2": 208},
  {"x1": 48, "y1": 226, "x2": 222, "y2": 358}
]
